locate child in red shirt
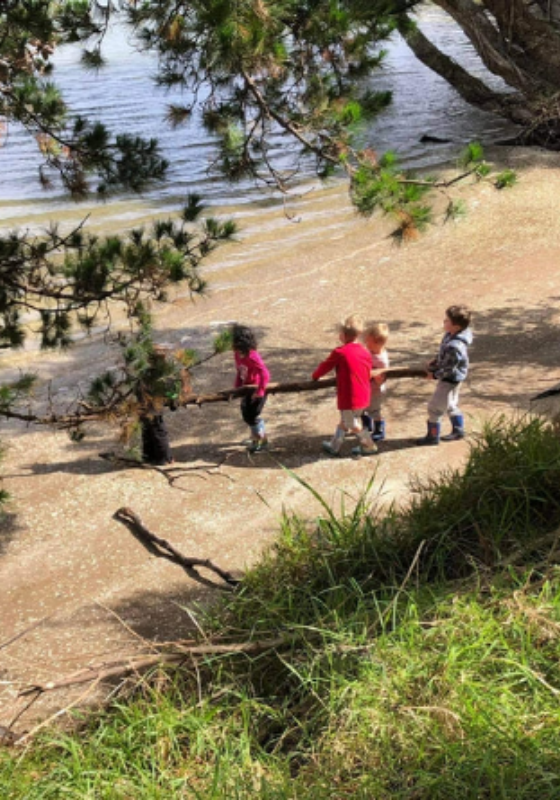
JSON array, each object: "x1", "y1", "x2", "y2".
[
  {"x1": 312, "y1": 314, "x2": 378, "y2": 457},
  {"x1": 232, "y1": 324, "x2": 270, "y2": 453}
]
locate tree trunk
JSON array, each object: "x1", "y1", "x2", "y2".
[
  {"x1": 483, "y1": 0, "x2": 560, "y2": 86},
  {"x1": 399, "y1": 16, "x2": 532, "y2": 126},
  {"x1": 432, "y1": 0, "x2": 540, "y2": 91},
  {"x1": 530, "y1": 0, "x2": 560, "y2": 24},
  {"x1": 403, "y1": 2, "x2": 560, "y2": 148}
]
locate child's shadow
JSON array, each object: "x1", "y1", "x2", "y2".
[
  {"x1": 173, "y1": 437, "x2": 324, "y2": 471},
  {"x1": 172, "y1": 434, "x2": 420, "y2": 471},
  {"x1": 374, "y1": 437, "x2": 424, "y2": 454}
]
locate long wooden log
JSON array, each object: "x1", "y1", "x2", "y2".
[
  {"x1": 180, "y1": 366, "x2": 428, "y2": 407},
  {"x1": 1, "y1": 366, "x2": 427, "y2": 425}
]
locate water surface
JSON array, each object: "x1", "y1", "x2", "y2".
[{"x1": 0, "y1": 5, "x2": 519, "y2": 231}]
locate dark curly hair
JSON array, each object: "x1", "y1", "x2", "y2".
[{"x1": 231, "y1": 323, "x2": 258, "y2": 356}]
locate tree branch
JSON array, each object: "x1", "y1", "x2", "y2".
[
  {"x1": 1, "y1": 366, "x2": 427, "y2": 425},
  {"x1": 179, "y1": 367, "x2": 427, "y2": 407},
  {"x1": 241, "y1": 68, "x2": 340, "y2": 168},
  {"x1": 400, "y1": 13, "x2": 531, "y2": 125},
  {"x1": 482, "y1": 0, "x2": 560, "y2": 85},
  {"x1": 432, "y1": 0, "x2": 537, "y2": 92},
  {"x1": 113, "y1": 507, "x2": 241, "y2": 586},
  {"x1": 18, "y1": 636, "x2": 292, "y2": 698}
]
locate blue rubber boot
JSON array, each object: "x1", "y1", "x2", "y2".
[
  {"x1": 416, "y1": 421, "x2": 440, "y2": 446},
  {"x1": 372, "y1": 420, "x2": 386, "y2": 441},
  {"x1": 441, "y1": 415, "x2": 465, "y2": 441}
]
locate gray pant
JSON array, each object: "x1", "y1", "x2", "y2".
[
  {"x1": 329, "y1": 409, "x2": 375, "y2": 453},
  {"x1": 428, "y1": 381, "x2": 462, "y2": 423}
]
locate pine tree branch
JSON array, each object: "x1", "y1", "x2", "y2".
[
  {"x1": 240, "y1": 68, "x2": 340, "y2": 168},
  {"x1": 1, "y1": 367, "x2": 427, "y2": 426}
]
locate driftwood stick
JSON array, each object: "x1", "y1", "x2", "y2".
[
  {"x1": 18, "y1": 637, "x2": 289, "y2": 697},
  {"x1": 114, "y1": 507, "x2": 241, "y2": 586},
  {"x1": 180, "y1": 366, "x2": 428, "y2": 407}
]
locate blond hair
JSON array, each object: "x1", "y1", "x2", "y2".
[
  {"x1": 363, "y1": 321, "x2": 389, "y2": 345},
  {"x1": 339, "y1": 314, "x2": 364, "y2": 341},
  {"x1": 446, "y1": 304, "x2": 472, "y2": 331}
]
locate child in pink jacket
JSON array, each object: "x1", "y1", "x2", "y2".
[{"x1": 232, "y1": 324, "x2": 270, "y2": 453}]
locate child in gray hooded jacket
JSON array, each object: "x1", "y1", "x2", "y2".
[{"x1": 417, "y1": 304, "x2": 473, "y2": 445}]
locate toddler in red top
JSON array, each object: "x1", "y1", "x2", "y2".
[
  {"x1": 232, "y1": 324, "x2": 270, "y2": 453},
  {"x1": 312, "y1": 314, "x2": 378, "y2": 457}
]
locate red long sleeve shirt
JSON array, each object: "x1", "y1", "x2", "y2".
[{"x1": 312, "y1": 342, "x2": 372, "y2": 410}]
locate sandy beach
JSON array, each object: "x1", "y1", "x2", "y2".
[{"x1": 1, "y1": 145, "x2": 560, "y2": 730}]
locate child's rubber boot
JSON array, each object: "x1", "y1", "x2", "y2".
[
  {"x1": 247, "y1": 437, "x2": 269, "y2": 453},
  {"x1": 416, "y1": 421, "x2": 440, "y2": 446},
  {"x1": 441, "y1": 415, "x2": 465, "y2": 441},
  {"x1": 351, "y1": 443, "x2": 378, "y2": 457},
  {"x1": 322, "y1": 441, "x2": 342, "y2": 458},
  {"x1": 372, "y1": 420, "x2": 386, "y2": 441}
]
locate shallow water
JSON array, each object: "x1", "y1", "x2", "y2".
[{"x1": 0, "y1": 5, "x2": 519, "y2": 234}]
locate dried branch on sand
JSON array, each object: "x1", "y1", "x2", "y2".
[{"x1": 114, "y1": 507, "x2": 241, "y2": 587}]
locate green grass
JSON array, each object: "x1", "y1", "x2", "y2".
[{"x1": 4, "y1": 415, "x2": 560, "y2": 799}]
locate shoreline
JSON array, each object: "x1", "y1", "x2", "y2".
[
  {"x1": 3, "y1": 144, "x2": 560, "y2": 403},
  {"x1": 2, "y1": 145, "x2": 560, "y2": 728}
]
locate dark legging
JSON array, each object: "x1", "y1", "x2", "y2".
[{"x1": 241, "y1": 395, "x2": 266, "y2": 436}]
